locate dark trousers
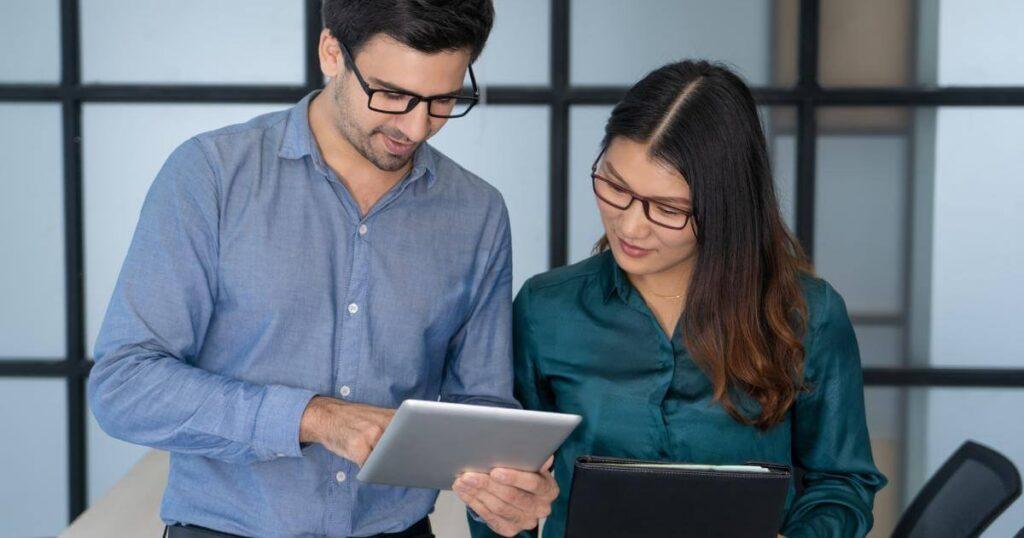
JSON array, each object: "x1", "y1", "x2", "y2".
[{"x1": 165, "y1": 516, "x2": 434, "y2": 538}]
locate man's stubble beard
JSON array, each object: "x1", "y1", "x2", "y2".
[{"x1": 331, "y1": 79, "x2": 417, "y2": 173}]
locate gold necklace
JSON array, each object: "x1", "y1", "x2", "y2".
[
  {"x1": 630, "y1": 276, "x2": 686, "y2": 300},
  {"x1": 638, "y1": 285, "x2": 685, "y2": 300}
]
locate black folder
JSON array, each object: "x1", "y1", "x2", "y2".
[{"x1": 565, "y1": 456, "x2": 792, "y2": 538}]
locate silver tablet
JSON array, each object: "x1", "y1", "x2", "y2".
[{"x1": 356, "y1": 399, "x2": 582, "y2": 491}]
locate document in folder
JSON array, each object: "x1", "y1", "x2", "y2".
[{"x1": 565, "y1": 456, "x2": 792, "y2": 538}]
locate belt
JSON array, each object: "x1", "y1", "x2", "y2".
[{"x1": 165, "y1": 516, "x2": 433, "y2": 538}]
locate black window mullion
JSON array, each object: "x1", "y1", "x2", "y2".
[
  {"x1": 305, "y1": 0, "x2": 323, "y2": 92},
  {"x1": 60, "y1": 0, "x2": 87, "y2": 522},
  {"x1": 864, "y1": 368, "x2": 1024, "y2": 387},
  {"x1": 549, "y1": 0, "x2": 570, "y2": 269},
  {"x1": 794, "y1": 0, "x2": 820, "y2": 261}
]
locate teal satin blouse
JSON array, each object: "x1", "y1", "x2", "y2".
[{"x1": 470, "y1": 251, "x2": 886, "y2": 538}]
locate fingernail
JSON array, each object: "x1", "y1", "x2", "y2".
[
  {"x1": 463, "y1": 475, "x2": 482, "y2": 487},
  {"x1": 492, "y1": 470, "x2": 510, "y2": 483},
  {"x1": 453, "y1": 482, "x2": 467, "y2": 493}
]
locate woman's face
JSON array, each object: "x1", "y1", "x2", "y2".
[{"x1": 595, "y1": 138, "x2": 698, "y2": 278}]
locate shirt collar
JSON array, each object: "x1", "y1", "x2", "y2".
[
  {"x1": 278, "y1": 90, "x2": 438, "y2": 188},
  {"x1": 277, "y1": 90, "x2": 318, "y2": 161},
  {"x1": 599, "y1": 249, "x2": 633, "y2": 304}
]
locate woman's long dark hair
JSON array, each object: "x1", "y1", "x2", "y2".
[{"x1": 597, "y1": 60, "x2": 813, "y2": 430}]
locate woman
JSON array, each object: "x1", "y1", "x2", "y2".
[{"x1": 475, "y1": 60, "x2": 886, "y2": 537}]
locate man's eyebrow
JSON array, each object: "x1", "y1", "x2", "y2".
[
  {"x1": 367, "y1": 76, "x2": 463, "y2": 97},
  {"x1": 604, "y1": 160, "x2": 690, "y2": 206},
  {"x1": 367, "y1": 77, "x2": 418, "y2": 95}
]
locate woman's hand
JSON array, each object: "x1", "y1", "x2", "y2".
[{"x1": 453, "y1": 456, "x2": 559, "y2": 537}]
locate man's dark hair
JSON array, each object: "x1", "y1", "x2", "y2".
[{"x1": 322, "y1": 0, "x2": 495, "y2": 63}]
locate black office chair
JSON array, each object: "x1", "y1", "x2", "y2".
[{"x1": 892, "y1": 440, "x2": 1021, "y2": 538}]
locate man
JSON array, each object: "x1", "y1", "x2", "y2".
[{"x1": 88, "y1": 2, "x2": 556, "y2": 536}]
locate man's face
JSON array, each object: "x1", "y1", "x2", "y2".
[{"x1": 322, "y1": 32, "x2": 472, "y2": 172}]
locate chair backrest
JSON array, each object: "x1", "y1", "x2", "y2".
[{"x1": 893, "y1": 440, "x2": 1021, "y2": 538}]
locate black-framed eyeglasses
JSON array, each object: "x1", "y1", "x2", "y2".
[
  {"x1": 591, "y1": 148, "x2": 693, "y2": 230},
  {"x1": 338, "y1": 40, "x2": 480, "y2": 119}
]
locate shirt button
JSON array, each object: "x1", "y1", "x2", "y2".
[
  {"x1": 347, "y1": 303, "x2": 359, "y2": 315},
  {"x1": 339, "y1": 385, "x2": 351, "y2": 398},
  {"x1": 358, "y1": 224, "x2": 368, "y2": 236},
  {"x1": 336, "y1": 471, "x2": 347, "y2": 483}
]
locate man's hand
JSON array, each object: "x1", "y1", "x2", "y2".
[
  {"x1": 299, "y1": 396, "x2": 395, "y2": 465},
  {"x1": 453, "y1": 456, "x2": 559, "y2": 537}
]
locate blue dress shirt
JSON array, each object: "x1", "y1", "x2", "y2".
[{"x1": 88, "y1": 91, "x2": 517, "y2": 537}]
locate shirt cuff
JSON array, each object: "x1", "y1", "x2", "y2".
[
  {"x1": 253, "y1": 384, "x2": 317, "y2": 460},
  {"x1": 781, "y1": 504, "x2": 859, "y2": 538}
]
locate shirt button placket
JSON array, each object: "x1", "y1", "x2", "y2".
[{"x1": 336, "y1": 218, "x2": 370, "y2": 435}]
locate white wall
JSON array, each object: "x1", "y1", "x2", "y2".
[
  {"x1": 0, "y1": 0, "x2": 60, "y2": 83},
  {"x1": 907, "y1": 4, "x2": 1024, "y2": 534},
  {"x1": 570, "y1": 0, "x2": 773, "y2": 86},
  {"x1": 935, "y1": 0, "x2": 1024, "y2": 86},
  {"x1": 917, "y1": 106, "x2": 1024, "y2": 536},
  {"x1": 0, "y1": 104, "x2": 65, "y2": 358}
]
